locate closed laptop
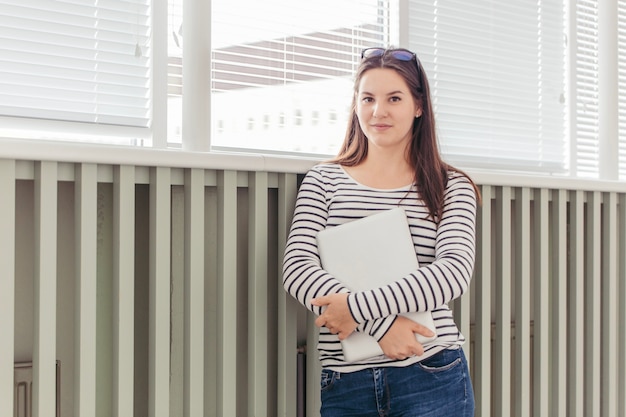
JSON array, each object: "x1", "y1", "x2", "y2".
[{"x1": 316, "y1": 207, "x2": 437, "y2": 362}]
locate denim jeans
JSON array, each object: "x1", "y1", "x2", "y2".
[{"x1": 320, "y1": 347, "x2": 474, "y2": 417}]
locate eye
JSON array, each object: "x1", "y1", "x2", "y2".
[
  {"x1": 361, "y1": 96, "x2": 374, "y2": 103},
  {"x1": 390, "y1": 96, "x2": 402, "y2": 102}
]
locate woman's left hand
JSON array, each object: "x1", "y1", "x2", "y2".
[{"x1": 311, "y1": 293, "x2": 358, "y2": 340}]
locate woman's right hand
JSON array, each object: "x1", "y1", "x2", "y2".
[{"x1": 378, "y1": 316, "x2": 434, "y2": 360}]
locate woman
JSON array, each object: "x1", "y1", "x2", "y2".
[{"x1": 283, "y1": 47, "x2": 478, "y2": 417}]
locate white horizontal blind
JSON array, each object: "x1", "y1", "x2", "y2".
[
  {"x1": 408, "y1": 0, "x2": 566, "y2": 173},
  {"x1": 167, "y1": 0, "x2": 182, "y2": 97},
  {"x1": 0, "y1": 0, "x2": 151, "y2": 128},
  {"x1": 617, "y1": 0, "x2": 626, "y2": 181},
  {"x1": 207, "y1": 0, "x2": 389, "y2": 154},
  {"x1": 166, "y1": 0, "x2": 183, "y2": 143},
  {"x1": 573, "y1": 0, "x2": 600, "y2": 178}
]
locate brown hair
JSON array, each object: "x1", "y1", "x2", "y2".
[{"x1": 330, "y1": 48, "x2": 480, "y2": 220}]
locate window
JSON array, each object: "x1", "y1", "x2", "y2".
[
  {"x1": 619, "y1": 0, "x2": 626, "y2": 180},
  {"x1": 1, "y1": 0, "x2": 625, "y2": 180},
  {"x1": 409, "y1": 1, "x2": 567, "y2": 174},
  {"x1": 167, "y1": 0, "x2": 390, "y2": 155},
  {"x1": 571, "y1": 0, "x2": 600, "y2": 178},
  {"x1": 0, "y1": 0, "x2": 151, "y2": 144},
  {"x1": 568, "y1": 0, "x2": 626, "y2": 181},
  {"x1": 168, "y1": 0, "x2": 572, "y2": 173}
]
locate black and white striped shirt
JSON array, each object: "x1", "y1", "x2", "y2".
[{"x1": 283, "y1": 163, "x2": 477, "y2": 372}]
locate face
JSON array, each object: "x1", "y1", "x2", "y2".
[{"x1": 355, "y1": 67, "x2": 421, "y2": 152}]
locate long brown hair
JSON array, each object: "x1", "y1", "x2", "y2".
[{"x1": 331, "y1": 48, "x2": 480, "y2": 220}]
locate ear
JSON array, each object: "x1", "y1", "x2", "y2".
[{"x1": 415, "y1": 103, "x2": 423, "y2": 118}]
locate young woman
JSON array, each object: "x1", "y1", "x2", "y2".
[{"x1": 283, "y1": 47, "x2": 478, "y2": 417}]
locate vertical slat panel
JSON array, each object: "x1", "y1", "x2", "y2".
[
  {"x1": 113, "y1": 165, "x2": 135, "y2": 416},
  {"x1": 204, "y1": 179, "x2": 219, "y2": 417},
  {"x1": 184, "y1": 168, "x2": 205, "y2": 416},
  {"x1": 551, "y1": 189, "x2": 568, "y2": 417},
  {"x1": 619, "y1": 194, "x2": 626, "y2": 417},
  {"x1": 495, "y1": 186, "x2": 512, "y2": 417},
  {"x1": 306, "y1": 315, "x2": 321, "y2": 417},
  {"x1": 149, "y1": 167, "x2": 171, "y2": 417},
  {"x1": 533, "y1": 188, "x2": 550, "y2": 417},
  {"x1": 170, "y1": 186, "x2": 184, "y2": 417},
  {"x1": 601, "y1": 192, "x2": 618, "y2": 416},
  {"x1": 217, "y1": 170, "x2": 238, "y2": 416},
  {"x1": 74, "y1": 163, "x2": 98, "y2": 417},
  {"x1": 585, "y1": 191, "x2": 601, "y2": 417},
  {"x1": 514, "y1": 187, "x2": 531, "y2": 417},
  {"x1": 33, "y1": 161, "x2": 58, "y2": 417},
  {"x1": 277, "y1": 173, "x2": 298, "y2": 417},
  {"x1": 474, "y1": 185, "x2": 492, "y2": 417},
  {"x1": 569, "y1": 190, "x2": 585, "y2": 413},
  {"x1": 0, "y1": 159, "x2": 16, "y2": 417},
  {"x1": 248, "y1": 171, "x2": 269, "y2": 416},
  {"x1": 9, "y1": 158, "x2": 626, "y2": 417}
]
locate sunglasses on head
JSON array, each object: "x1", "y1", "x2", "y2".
[{"x1": 361, "y1": 47, "x2": 417, "y2": 62}]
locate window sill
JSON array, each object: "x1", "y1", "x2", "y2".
[{"x1": 1, "y1": 137, "x2": 624, "y2": 192}]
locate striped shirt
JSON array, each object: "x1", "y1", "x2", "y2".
[{"x1": 282, "y1": 163, "x2": 477, "y2": 372}]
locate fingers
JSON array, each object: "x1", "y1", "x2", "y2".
[
  {"x1": 412, "y1": 343, "x2": 425, "y2": 357},
  {"x1": 317, "y1": 322, "x2": 354, "y2": 339},
  {"x1": 395, "y1": 315, "x2": 435, "y2": 338},
  {"x1": 336, "y1": 329, "x2": 351, "y2": 340},
  {"x1": 385, "y1": 342, "x2": 424, "y2": 360},
  {"x1": 314, "y1": 315, "x2": 340, "y2": 335},
  {"x1": 319, "y1": 323, "x2": 340, "y2": 337},
  {"x1": 314, "y1": 317, "x2": 353, "y2": 339},
  {"x1": 310, "y1": 296, "x2": 328, "y2": 306},
  {"x1": 411, "y1": 322, "x2": 435, "y2": 338}
]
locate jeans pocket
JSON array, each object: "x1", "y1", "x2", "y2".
[
  {"x1": 417, "y1": 348, "x2": 462, "y2": 373},
  {"x1": 320, "y1": 369, "x2": 339, "y2": 392}
]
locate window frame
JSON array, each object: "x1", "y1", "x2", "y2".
[{"x1": 0, "y1": 0, "x2": 624, "y2": 182}]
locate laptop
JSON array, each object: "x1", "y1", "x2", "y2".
[{"x1": 316, "y1": 207, "x2": 437, "y2": 362}]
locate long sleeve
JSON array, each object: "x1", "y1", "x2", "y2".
[
  {"x1": 282, "y1": 163, "x2": 476, "y2": 369},
  {"x1": 346, "y1": 174, "x2": 476, "y2": 323},
  {"x1": 282, "y1": 167, "x2": 346, "y2": 313},
  {"x1": 282, "y1": 167, "x2": 398, "y2": 340}
]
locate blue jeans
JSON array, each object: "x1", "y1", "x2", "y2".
[{"x1": 320, "y1": 347, "x2": 474, "y2": 417}]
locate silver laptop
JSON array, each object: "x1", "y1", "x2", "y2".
[{"x1": 316, "y1": 207, "x2": 437, "y2": 362}]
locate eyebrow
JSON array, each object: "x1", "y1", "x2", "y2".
[{"x1": 359, "y1": 90, "x2": 406, "y2": 96}]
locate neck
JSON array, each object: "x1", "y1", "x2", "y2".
[
  {"x1": 346, "y1": 149, "x2": 415, "y2": 189},
  {"x1": 363, "y1": 144, "x2": 411, "y2": 173}
]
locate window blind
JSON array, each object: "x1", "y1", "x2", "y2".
[
  {"x1": 203, "y1": 0, "x2": 390, "y2": 154},
  {"x1": 572, "y1": 0, "x2": 600, "y2": 178},
  {"x1": 617, "y1": 0, "x2": 626, "y2": 181},
  {"x1": 0, "y1": 0, "x2": 151, "y2": 129},
  {"x1": 408, "y1": 0, "x2": 567, "y2": 173}
]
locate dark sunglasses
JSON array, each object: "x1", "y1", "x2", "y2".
[
  {"x1": 361, "y1": 47, "x2": 417, "y2": 62},
  {"x1": 361, "y1": 48, "x2": 423, "y2": 89}
]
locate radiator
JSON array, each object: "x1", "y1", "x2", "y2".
[
  {"x1": 13, "y1": 362, "x2": 59, "y2": 417},
  {"x1": 1, "y1": 159, "x2": 625, "y2": 417},
  {"x1": 13, "y1": 363, "x2": 32, "y2": 417}
]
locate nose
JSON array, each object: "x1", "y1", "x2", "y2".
[{"x1": 372, "y1": 101, "x2": 388, "y2": 118}]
